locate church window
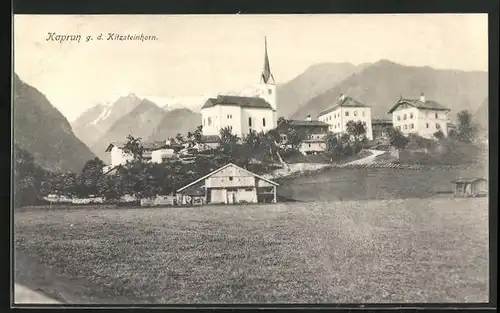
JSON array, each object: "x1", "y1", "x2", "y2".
[
  {"x1": 354, "y1": 111, "x2": 357, "y2": 117},
  {"x1": 208, "y1": 117, "x2": 212, "y2": 126},
  {"x1": 436, "y1": 123, "x2": 441, "y2": 129},
  {"x1": 435, "y1": 112, "x2": 439, "y2": 119},
  {"x1": 248, "y1": 117, "x2": 252, "y2": 127},
  {"x1": 426, "y1": 123, "x2": 429, "y2": 128},
  {"x1": 263, "y1": 118, "x2": 266, "y2": 127}
]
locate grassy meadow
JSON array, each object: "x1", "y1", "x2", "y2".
[
  {"x1": 277, "y1": 166, "x2": 488, "y2": 202},
  {"x1": 15, "y1": 197, "x2": 489, "y2": 304}
]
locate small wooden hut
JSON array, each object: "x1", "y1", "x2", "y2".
[{"x1": 451, "y1": 178, "x2": 488, "y2": 197}]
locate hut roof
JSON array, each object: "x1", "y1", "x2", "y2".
[{"x1": 451, "y1": 177, "x2": 487, "y2": 184}]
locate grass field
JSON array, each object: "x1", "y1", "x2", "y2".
[
  {"x1": 15, "y1": 197, "x2": 489, "y2": 304},
  {"x1": 277, "y1": 166, "x2": 488, "y2": 202}
]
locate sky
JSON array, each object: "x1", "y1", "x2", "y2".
[{"x1": 14, "y1": 14, "x2": 488, "y2": 121}]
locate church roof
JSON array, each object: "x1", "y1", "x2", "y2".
[{"x1": 201, "y1": 95, "x2": 273, "y2": 110}]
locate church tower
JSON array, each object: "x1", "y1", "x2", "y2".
[{"x1": 258, "y1": 37, "x2": 277, "y2": 117}]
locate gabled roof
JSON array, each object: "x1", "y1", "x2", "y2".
[
  {"x1": 451, "y1": 177, "x2": 487, "y2": 184},
  {"x1": 177, "y1": 163, "x2": 278, "y2": 193},
  {"x1": 388, "y1": 98, "x2": 450, "y2": 114},
  {"x1": 105, "y1": 141, "x2": 167, "y2": 152},
  {"x1": 372, "y1": 118, "x2": 393, "y2": 124},
  {"x1": 318, "y1": 95, "x2": 369, "y2": 117},
  {"x1": 201, "y1": 95, "x2": 273, "y2": 110},
  {"x1": 288, "y1": 120, "x2": 330, "y2": 127}
]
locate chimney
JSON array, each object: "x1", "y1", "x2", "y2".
[
  {"x1": 306, "y1": 115, "x2": 312, "y2": 122},
  {"x1": 420, "y1": 92, "x2": 426, "y2": 103},
  {"x1": 340, "y1": 93, "x2": 346, "y2": 101}
]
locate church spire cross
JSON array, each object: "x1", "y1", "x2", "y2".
[{"x1": 261, "y1": 36, "x2": 275, "y2": 84}]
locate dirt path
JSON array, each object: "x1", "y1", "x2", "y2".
[
  {"x1": 14, "y1": 284, "x2": 61, "y2": 304},
  {"x1": 344, "y1": 149, "x2": 386, "y2": 165}
]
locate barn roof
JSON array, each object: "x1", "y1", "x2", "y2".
[
  {"x1": 451, "y1": 177, "x2": 487, "y2": 184},
  {"x1": 177, "y1": 163, "x2": 278, "y2": 193},
  {"x1": 201, "y1": 95, "x2": 273, "y2": 110},
  {"x1": 388, "y1": 98, "x2": 450, "y2": 114},
  {"x1": 318, "y1": 95, "x2": 370, "y2": 117}
]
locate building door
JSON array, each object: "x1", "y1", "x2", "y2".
[{"x1": 226, "y1": 188, "x2": 237, "y2": 204}]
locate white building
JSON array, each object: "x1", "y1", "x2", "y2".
[
  {"x1": 388, "y1": 93, "x2": 450, "y2": 139},
  {"x1": 317, "y1": 94, "x2": 373, "y2": 140},
  {"x1": 201, "y1": 38, "x2": 277, "y2": 138},
  {"x1": 104, "y1": 141, "x2": 173, "y2": 170},
  {"x1": 151, "y1": 148, "x2": 175, "y2": 164},
  {"x1": 176, "y1": 163, "x2": 279, "y2": 205}
]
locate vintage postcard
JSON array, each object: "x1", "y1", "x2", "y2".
[{"x1": 12, "y1": 14, "x2": 490, "y2": 305}]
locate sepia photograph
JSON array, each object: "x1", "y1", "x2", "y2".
[{"x1": 12, "y1": 14, "x2": 490, "y2": 305}]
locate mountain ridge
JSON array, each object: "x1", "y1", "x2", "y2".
[
  {"x1": 292, "y1": 60, "x2": 488, "y2": 120},
  {"x1": 13, "y1": 73, "x2": 96, "y2": 173}
]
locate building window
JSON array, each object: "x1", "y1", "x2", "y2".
[
  {"x1": 262, "y1": 118, "x2": 266, "y2": 127},
  {"x1": 245, "y1": 188, "x2": 253, "y2": 191},
  {"x1": 248, "y1": 117, "x2": 252, "y2": 127},
  {"x1": 268, "y1": 89, "x2": 272, "y2": 94},
  {"x1": 308, "y1": 144, "x2": 311, "y2": 147},
  {"x1": 426, "y1": 123, "x2": 429, "y2": 128},
  {"x1": 208, "y1": 117, "x2": 212, "y2": 126},
  {"x1": 403, "y1": 114, "x2": 407, "y2": 120},
  {"x1": 410, "y1": 123, "x2": 414, "y2": 129},
  {"x1": 410, "y1": 113, "x2": 413, "y2": 119},
  {"x1": 345, "y1": 111, "x2": 349, "y2": 117},
  {"x1": 354, "y1": 111, "x2": 357, "y2": 117},
  {"x1": 435, "y1": 112, "x2": 439, "y2": 119},
  {"x1": 436, "y1": 123, "x2": 441, "y2": 129},
  {"x1": 362, "y1": 111, "x2": 365, "y2": 117},
  {"x1": 404, "y1": 124, "x2": 407, "y2": 130},
  {"x1": 229, "y1": 176, "x2": 233, "y2": 181},
  {"x1": 397, "y1": 115, "x2": 401, "y2": 121}
]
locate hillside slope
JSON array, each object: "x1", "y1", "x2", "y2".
[
  {"x1": 475, "y1": 97, "x2": 488, "y2": 131},
  {"x1": 292, "y1": 60, "x2": 488, "y2": 120},
  {"x1": 276, "y1": 62, "x2": 367, "y2": 119},
  {"x1": 148, "y1": 108, "x2": 202, "y2": 142},
  {"x1": 13, "y1": 74, "x2": 96, "y2": 173}
]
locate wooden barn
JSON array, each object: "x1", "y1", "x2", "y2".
[
  {"x1": 451, "y1": 178, "x2": 488, "y2": 197},
  {"x1": 176, "y1": 163, "x2": 279, "y2": 205}
]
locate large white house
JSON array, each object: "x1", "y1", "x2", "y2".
[
  {"x1": 201, "y1": 38, "x2": 277, "y2": 138},
  {"x1": 388, "y1": 93, "x2": 450, "y2": 139},
  {"x1": 317, "y1": 94, "x2": 373, "y2": 140}
]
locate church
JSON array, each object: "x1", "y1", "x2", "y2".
[{"x1": 201, "y1": 38, "x2": 277, "y2": 138}]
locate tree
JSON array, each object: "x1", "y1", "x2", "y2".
[
  {"x1": 13, "y1": 145, "x2": 46, "y2": 207},
  {"x1": 175, "y1": 133, "x2": 185, "y2": 144},
  {"x1": 218, "y1": 127, "x2": 240, "y2": 156},
  {"x1": 456, "y1": 110, "x2": 477, "y2": 143},
  {"x1": 122, "y1": 135, "x2": 144, "y2": 163},
  {"x1": 75, "y1": 157, "x2": 106, "y2": 197},
  {"x1": 277, "y1": 116, "x2": 287, "y2": 126},
  {"x1": 346, "y1": 120, "x2": 367, "y2": 142},
  {"x1": 387, "y1": 127, "x2": 409, "y2": 158},
  {"x1": 433, "y1": 130, "x2": 445, "y2": 140}
]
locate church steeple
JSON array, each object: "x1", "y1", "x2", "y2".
[{"x1": 261, "y1": 37, "x2": 275, "y2": 84}]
